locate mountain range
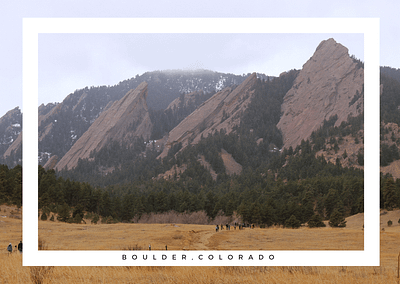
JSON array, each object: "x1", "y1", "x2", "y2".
[{"x1": 2, "y1": 38, "x2": 400, "y2": 182}]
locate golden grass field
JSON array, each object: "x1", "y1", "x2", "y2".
[{"x1": 2, "y1": 204, "x2": 400, "y2": 283}]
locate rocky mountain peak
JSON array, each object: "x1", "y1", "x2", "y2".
[
  {"x1": 54, "y1": 82, "x2": 152, "y2": 171},
  {"x1": 277, "y1": 38, "x2": 364, "y2": 150}
]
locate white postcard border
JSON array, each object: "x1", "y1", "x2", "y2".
[{"x1": 23, "y1": 18, "x2": 379, "y2": 266}]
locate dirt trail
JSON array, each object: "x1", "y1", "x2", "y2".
[
  {"x1": 167, "y1": 225, "x2": 249, "y2": 250},
  {"x1": 180, "y1": 228, "x2": 216, "y2": 250}
]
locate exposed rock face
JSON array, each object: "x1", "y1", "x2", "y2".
[
  {"x1": 44, "y1": 155, "x2": 58, "y2": 170},
  {"x1": 55, "y1": 82, "x2": 152, "y2": 171},
  {"x1": 3, "y1": 103, "x2": 59, "y2": 163},
  {"x1": 159, "y1": 73, "x2": 258, "y2": 159},
  {"x1": 3, "y1": 130, "x2": 22, "y2": 159},
  {"x1": 1, "y1": 107, "x2": 22, "y2": 159},
  {"x1": 38, "y1": 103, "x2": 61, "y2": 142},
  {"x1": 277, "y1": 38, "x2": 364, "y2": 150},
  {"x1": 220, "y1": 149, "x2": 242, "y2": 175}
]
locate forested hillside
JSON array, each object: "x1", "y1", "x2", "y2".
[
  {"x1": 380, "y1": 71, "x2": 400, "y2": 170},
  {"x1": 0, "y1": 164, "x2": 21, "y2": 207},
  {"x1": 381, "y1": 66, "x2": 400, "y2": 84},
  {"x1": 29, "y1": 69, "x2": 370, "y2": 228}
]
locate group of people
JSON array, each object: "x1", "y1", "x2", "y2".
[
  {"x1": 215, "y1": 222, "x2": 255, "y2": 232},
  {"x1": 7, "y1": 241, "x2": 22, "y2": 255},
  {"x1": 215, "y1": 223, "x2": 233, "y2": 232}
]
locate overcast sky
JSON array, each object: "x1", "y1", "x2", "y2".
[{"x1": 1, "y1": 0, "x2": 399, "y2": 117}]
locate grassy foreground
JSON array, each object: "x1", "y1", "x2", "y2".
[{"x1": 2, "y1": 204, "x2": 400, "y2": 283}]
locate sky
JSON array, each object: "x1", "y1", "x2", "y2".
[{"x1": 1, "y1": 0, "x2": 399, "y2": 117}]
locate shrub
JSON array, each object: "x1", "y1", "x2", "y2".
[
  {"x1": 329, "y1": 209, "x2": 347, "y2": 227},
  {"x1": 71, "y1": 213, "x2": 83, "y2": 224},
  {"x1": 40, "y1": 212, "x2": 47, "y2": 221},
  {"x1": 308, "y1": 214, "x2": 326, "y2": 228},
  {"x1": 91, "y1": 214, "x2": 100, "y2": 224},
  {"x1": 285, "y1": 215, "x2": 301, "y2": 229},
  {"x1": 388, "y1": 220, "x2": 393, "y2": 227}
]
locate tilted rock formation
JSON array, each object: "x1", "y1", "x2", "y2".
[
  {"x1": 3, "y1": 132, "x2": 22, "y2": 159},
  {"x1": 55, "y1": 82, "x2": 152, "y2": 171},
  {"x1": 3, "y1": 102, "x2": 61, "y2": 162},
  {"x1": 44, "y1": 155, "x2": 58, "y2": 170},
  {"x1": 159, "y1": 73, "x2": 258, "y2": 159},
  {"x1": 277, "y1": 38, "x2": 364, "y2": 150},
  {"x1": 38, "y1": 103, "x2": 61, "y2": 142}
]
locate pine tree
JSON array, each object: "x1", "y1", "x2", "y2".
[
  {"x1": 342, "y1": 150, "x2": 348, "y2": 159},
  {"x1": 328, "y1": 209, "x2": 346, "y2": 227},
  {"x1": 324, "y1": 188, "x2": 338, "y2": 218},
  {"x1": 57, "y1": 203, "x2": 71, "y2": 222},
  {"x1": 308, "y1": 214, "x2": 326, "y2": 228},
  {"x1": 40, "y1": 212, "x2": 48, "y2": 221},
  {"x1": 285, "y1": 214, "x2": 301, "y2": 229},
  {"x1": 383, "y1": 178, "x2": 398, "y2": 210}
]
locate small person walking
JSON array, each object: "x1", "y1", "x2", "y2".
[
  {"x1": 18, "y1": 241, "x2": 22, "y2": 254},
  {"x1": 7, "y1": 243, "x2": 12, "y2": 255}
]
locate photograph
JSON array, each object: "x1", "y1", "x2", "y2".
[{"x1": 32, "y1": 32, "x2": 365, "y2": 251}]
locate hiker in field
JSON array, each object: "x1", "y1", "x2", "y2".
[
  {"x1": 149, "y1": 244, "x2": 151, "y2": 251},
  {"x1": 18, "y1": 241, "x2": 22, "y2": 253},
  {"x1": 216, "y1": 225, "x2": 219, "y2": 232},
  {"x1": 7, "y1": 243, "x2": 12, "y2": 255}
]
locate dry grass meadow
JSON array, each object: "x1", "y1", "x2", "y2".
[{"x1": 2, "y1": 204, "x2": 400, "y2": 283}]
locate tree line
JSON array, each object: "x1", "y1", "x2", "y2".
[
  {"x1": 0, "y1": 157, "x2": 366, "y2": 228},
  {"x1": 35, "y1": 147, "x2": 365, "y2": 228}
]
